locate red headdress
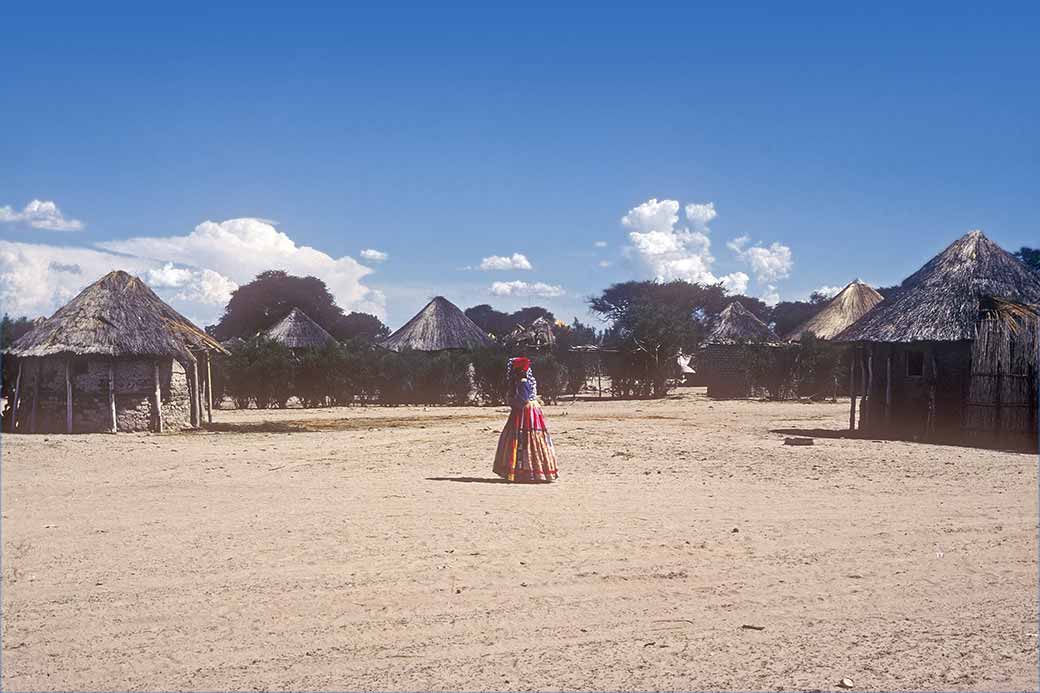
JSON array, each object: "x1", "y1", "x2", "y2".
[{"x1": 510, "y1": 357, "x2": 531, "y2": 372}]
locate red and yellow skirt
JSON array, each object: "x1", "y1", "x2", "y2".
[{"x1": 493, "y1": 401, "x2": 558, "y2": 482}]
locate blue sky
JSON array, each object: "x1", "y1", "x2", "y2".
[{"x1": 1, "y1": 2, "x2": 1037, "y2": 329}]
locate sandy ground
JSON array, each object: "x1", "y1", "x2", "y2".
[{"x1": 1, "y1": 389, "x2": 1037, "y2": 692}]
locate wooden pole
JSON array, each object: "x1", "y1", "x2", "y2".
[
  {"x1": 108, "y1": 360, "x2": 117, "y2": 434},
  {"x1": 848, "y1": 349, "x2": 857, "y2": 431},
  {"x1": 153, "y1": 360, "x2": 163, "y2": 433},
  {"x1": 11, "y1": 361, "x2": 22, "y2": 432},
  {"x1": 205, "y1": 352, "x2": 213, "y2": 424},
  {"x1": 927, "y1": 348, "x2": 938, "y2": 437},
  {"x1": 864, "y1": 350, "x2": 874, "y2": 431},
  {"x1": 597, "y1": 355, "x2": 602, "y2": 399},
  {"x1": 190, "y1": 357, "x2": 200, "y2": 427},
  {"x1": 29, "y1": 360, "x2": 38, "y2": 434},
  {"x1": 885, "y1": 353, "x2": 893, "y2": 426},
  {"x1": 65, "y1": 358, "x2": 73, "y2": 434}
]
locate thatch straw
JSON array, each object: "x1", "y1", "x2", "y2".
[
  {"x1": 838, "y1": 231, "x2": 1040, "y2": 343},
  {"x1": 262, "y1": 307, "x2": 337, "y2": 349},
  {"x1": 379, "y1": 296, "x2": 494, "y2": 352},
  {"x1": 7, "y1": 270, "x2": 227, "y2": 360},
  {"x1": 786, "y1": 280, "x2": 883, "y2": 341},
  {"x1": 706, "y1": 302, "x2": 779, "y2": 344}
]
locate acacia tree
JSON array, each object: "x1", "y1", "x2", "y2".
[
  {"x1": 589, "y1": 281, "x2": 722, "y2": 398},
  {"x1": 1015, "y1": 247, "x2": 1040, "y2": 273},
  {"x1": 339, "y1": 312, "x2": 390, "y2": 342},
  {"x1": 464, "y1": 305, "x2": 513, "y2": 338}
]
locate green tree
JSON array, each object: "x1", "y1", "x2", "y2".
[
  {"x1": 464, "y1": 304, "x2": 513, "y2": 338},
  {"x1": 339, "y1": 312, "x2": 390, "y2": 343},
  {"x1": 1014, "y1": 247, "x2": 1040, "y2": 272},
  {"x1": 1, "y1": 315, "x2": 35, "y2": 350},
  {"x1": 590, "y1": 280, "x2": 725, "y2": 398},
  {"x1": 210, "y1": 270, "x2": 388, "y2": 342}
]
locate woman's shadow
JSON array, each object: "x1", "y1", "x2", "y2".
[{"x1": 425, "y1": 476, "x2": 511, "y2": 484}]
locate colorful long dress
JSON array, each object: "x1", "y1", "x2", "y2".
[{"x1": 493, "y1": 359, "x2": 559, "y2": 482}]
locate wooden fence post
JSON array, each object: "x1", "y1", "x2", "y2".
[
  {"x1": 11, "y1": 361, "x2": 22, "y2": 431},
  {"x1": 190, "y1": 358, "x2": 200, "y2": 427},
  {"x1": 30, "y1": 360, "x2": 39, "y2": 433},
  {"x1": 153, "y1": 360, "x2": 163, "y2": 433},
  {"x1": 65, "y1": 358, "x2": 73, "y2": 433},
  {"x1": 885, "y1": 353, "x2": 893, "y2": 427},
  {"x1": 109, "y1": 360, "x2": 117, "y2": 433},
  {"x1": 848, "y1": 350, "x2": 858, "y2": 431},
  {"x1": 205, "y1": 351, "x2": 213, "y2": 424}
]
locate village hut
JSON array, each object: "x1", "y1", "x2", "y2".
[
  {"x1": 379, "y1": 296, "x2": 494, "y2": 352},
  {"x1": 836, "y1": 230, "x2": 1040, "y2": 448},
  {"x1": 262, "y1": 307, "x2": 337, "y2": 350},
  {"x1": 700, "y1": 302, "x2": 781, "y2": 398},
  {"x1": 4, "y1": 270, "x2": 228, "y2": 433},
  {"x1": 786, "y1": 280, "x2": 884, "y2": 341}
]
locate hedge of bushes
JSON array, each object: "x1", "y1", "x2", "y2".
[{"x1": 212, "y1": 339, "x2": 584, "y2": 409}]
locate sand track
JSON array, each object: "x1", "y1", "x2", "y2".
[{"x1": 2, "y1": 389, "x2": 1036, "y2": 691}]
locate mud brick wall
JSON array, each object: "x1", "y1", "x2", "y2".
[{"x1": 9, "y1": 356, "x2": 194, "y2": 433}]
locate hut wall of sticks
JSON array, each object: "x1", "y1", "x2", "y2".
[
  {"x1": 699, "y1": 301, "x2": 781, "y2": 398},
  {"x1": 838, "y1": 231, "x2": 1040, "y2": 449},
  {"x1": 4, "y1": 271, "x2": 227, "y2": 434}
]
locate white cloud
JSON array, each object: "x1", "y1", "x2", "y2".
[
  {"x1": 360, "y1": 248, "x2": 388, "y2": 262},
  {"x1": 719, "y1": 271, "x2": 750, "y2": 294},
  {"x1": 490, "y1": 281, "x2": 564, "y2": 298},
  {"x1": 762, "y1": 285, "x2": 781, "y2": 307},
  {"x1": 99, "y1": 218, "x2": 384, "y2": 318},
  {"x1": 728, "y1": 236, "x2": 793, "y2": 283},
  {"x1": 0, "y1": 242, "x2": 156, "y2": 319},
  {"x1": 0, "y1": 217, "x2": 384, "y2": 325},
  {"x1": 598, "y1": 260, "x2": 612, "y2": 268},
  {"x1": 593, "y1": 240, "x2": 607, "y2": 248},
  {"x1": 479, "y1": 253, "x2": 533, "y2": 271},
  {"x1": 0, "y1": 199, "x2": 84, "y2": 231},
  {"x1": 621, "y1": 198, "x2": 747, "y2": 290},
  {"x1": 145, "y1": 263, "x2": 238, "y2": 305},
  {"x1": 813, "y1": 285, "x2": 843, "y2": 299},
  {"x1": 684, "y1": 202, "x2": 717, "y2": 229}
]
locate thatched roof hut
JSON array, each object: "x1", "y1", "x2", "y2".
[
  {"x1": 699, "y1": 302, "x2": 781, "y2": 398},
  {"x1": 835, "y1": 231, "x2": 1040, "y2": 448},
  {"x1": 706, "y1": 302, "x2": 779, "y2": 344},
  {"x1": 838, "y1": 231, "x2": 1040, "y2": 343},
  {"x1": 5, "y1": 270, "x2": 227, "y2": 434},
  {"x1": 379, "y1": 296, "x2": 493, "y2": 352},
  {"x1": 786, "y1": 280, "x2": 883, "y2": 341},
  {"x1": 262, "y1": 307, "x2": 337, "y2": 350}
]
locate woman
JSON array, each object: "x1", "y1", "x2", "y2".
[{"x1": 493, "y1": 357, "x2": 559, "y2": 482}]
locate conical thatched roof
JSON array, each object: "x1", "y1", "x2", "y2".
[
  {"x1": 706, "y1": 301, "x2": 779, "y2": 344},
  {"x1": 786, "y1": 280, "x2": 884, "y2": 341},
  {"x1": 7, "y1": 270, "x2": 227, "y2": 360},
  {"x1": 262, "y1": 307, "x2": 337, "y2": 349},
  {"x1": 838, "y1": 231, "x2": 1040, "y2": 343},
  {"x1": 379, "y1": 296, "x2": 493, "y2": 352}
]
